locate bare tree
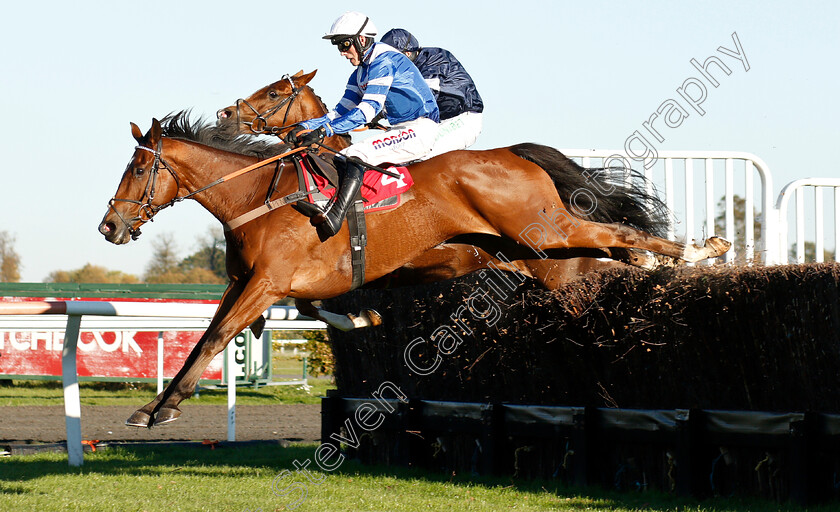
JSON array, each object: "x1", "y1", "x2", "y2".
[
  {"x1": 143, "y1": 228, "x2": 226, "y2": 284},
  {"x1": 0, "y1": 230, "x2": 21, "y2": 282},
  {"x1": 180, "y1": 226, "x2": 227, "y2": 281},
  {"x1": 143, "y1": 232, "x2": 182, "y2": 283}
]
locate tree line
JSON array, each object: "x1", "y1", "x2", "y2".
[{"x1": 0, "y1": 227, "x2": 226, "y2": 284}]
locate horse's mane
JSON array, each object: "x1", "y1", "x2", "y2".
[{"x1": 160, "y1": 110, "x2": 289, "y2": 158}]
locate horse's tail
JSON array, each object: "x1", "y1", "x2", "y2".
[{"x1": 508, "y1": 143, "x2": 670, "y2": 238}]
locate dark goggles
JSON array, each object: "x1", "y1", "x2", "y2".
[{"x1": 333, "y1": 37, "x2": 354, "y2": 53}]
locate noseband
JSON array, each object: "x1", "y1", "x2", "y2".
[
  {"x1": 108, "y1": 139, "x2": 183, "y2": 240},
  {"x1": 231, "y1": 74, "x2": 302, "y2": 135}
]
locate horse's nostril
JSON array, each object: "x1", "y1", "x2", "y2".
[{"x1": 99, "y1": 222, "x2": 115, "y2": 236}]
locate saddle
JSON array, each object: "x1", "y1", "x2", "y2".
[
  {"x1": 289, "y1": 152, "x2": 414, "y2": 290},
  {"x1": 294, "y1": 153, "x2": 413, "y2": 213},
  {"x1": 221, "y1": 151, "x2": 414, "y2": 290}
]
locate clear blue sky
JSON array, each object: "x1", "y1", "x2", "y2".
[{"x1": 1, "y1": 1, "x2": 838, "y2": 281}]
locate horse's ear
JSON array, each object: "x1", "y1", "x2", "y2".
[
  {"x1": 295, "y1": 69, "x2": 317, "y2": 87},
  {"x1": 291, "y1": 69, "x2": 304, "y2": 78},
  {"x1": 150, "y1": 118, "x2": 162, "y2": 143},
  {"x1": 131, "y1": 122, "x2": 143, "y2": 142}
]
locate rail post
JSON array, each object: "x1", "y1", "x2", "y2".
[
  {"x1": 226, "y1": 344, "x2": 236, "y2": 442},
  {"x1": 156, "y1": 331, "x2": 164, "y2": 395},
  {"x1": 61, "y1": 314, "x2": 84, "y2": 467}
]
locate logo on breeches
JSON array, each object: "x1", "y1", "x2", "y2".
[{"x1": 372, "y1": 129, "x2": 416, "y2": 150}]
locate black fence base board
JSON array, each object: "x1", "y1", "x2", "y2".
[{"x1": 322, "y1": 397, "x2": 840, "y2": 505}]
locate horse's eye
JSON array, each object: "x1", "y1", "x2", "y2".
[
  {"x1": 268, "y1": 90, "x2": 278, "y2": 99},
  {"x1": 134, "y1": 167, "x2": 145, "y2": 177}
]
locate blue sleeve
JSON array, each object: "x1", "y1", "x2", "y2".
[
  {"x1": 299, "y1": 115, "x2": 332, "y2": 133},
  {"x1": 326, "y1": 58, "x2": 395, "y2": 134},
  {"x1": 300, "y1": 73, "x2": 364, "y2": 135}
]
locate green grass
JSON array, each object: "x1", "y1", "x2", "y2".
[
  {"x1": 0, "y1": 378, "x2": 334, "y2": 406},
  {"x1": 0, "y1": 443, "x2": 824, "y2": 512}
]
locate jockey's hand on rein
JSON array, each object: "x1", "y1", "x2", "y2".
[
  {"x1": 283, "y1": 125, "x2": 306, "y2": 145},
  {"x1": 298, "y1": 126, "x2": 327, "y2": 147},
  {"x1": 285, "y1": 126, "x2": 326, "y2": 147}
]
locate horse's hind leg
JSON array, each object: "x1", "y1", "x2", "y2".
[
  {"x1": 294, "y1": 298, "x2": 383, "y2": 331},
  {"x1": 516, "y1": 213, "x2": 729, "y2": 263}
]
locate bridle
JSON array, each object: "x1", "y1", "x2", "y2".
[
  {"x1": 227, "y1": 74, "x2": 302, "y2": 135},
  {"x1": 107, "y1": 138, "x2": 185, "y2": 240},
  {"x1": 107, "y1": 135, "x2": 314, "y2": 240}
]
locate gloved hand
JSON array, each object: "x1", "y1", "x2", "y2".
[
  {"x1": 298, "y1": 126, "x2": 327, "y2": 147},
  {"x1": 285, "y1": 126, "x2": 327, "y2": 147},
  {"x1": 283, "y1": 125, "x2": 306, "y2": 145}
]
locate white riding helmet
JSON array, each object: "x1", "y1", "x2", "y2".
[{"x1": 322, "y1": 11, "x2": 378, "y2": 40}]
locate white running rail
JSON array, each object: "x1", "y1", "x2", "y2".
[
  {"x1": 560, "y1": 149, "x2": 777, "y2": 264},
  {"x1": 0, "y1": 301, "x2": 325, "y2": 466},
  {"x1": 776, "y1": 178, "x2": 840, "y2": 264}
]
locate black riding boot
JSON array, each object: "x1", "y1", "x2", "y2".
[{"x1": 314, "y1": 160, "x2": 365, "y2": 238}]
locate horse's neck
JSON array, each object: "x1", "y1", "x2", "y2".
[
  {"x1": 297, "y1": 88, "x2": 330, "y2": 121},
  {"x1": 165, "y1": 139, "x2": 293, "y2": 223}
]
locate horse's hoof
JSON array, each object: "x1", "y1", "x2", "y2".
[
  {"x1": 682, "y1": 236, "x2": 732, "y2": 263},
  {"x1": 347, "y1": 309, "x2": 382, "y2": 329},
  {"x1": 294, "y1": 299, "x2": 319, "y2": 319},
  {"x1": 249, "y1": 315, "x2": 266, "y2": 338},
  {"x1": 362, "y1": 309, "x2": 383, "y2": 327},
  {"x1": 153, "y1": 407, "x2": 182, "y2": 426},
  {"x1": 705, "y1": 236, "x2": 731, "y2": 257},
  {"x1": 125, "y1": 410, "x2": 152, "y2": 428}
]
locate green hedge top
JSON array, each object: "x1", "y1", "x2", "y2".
[{"x1": 0, "y1": 283, "x2": 227, "y2": 300}]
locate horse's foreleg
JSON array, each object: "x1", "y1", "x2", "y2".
[
  {"x1": 294, "y1": 298, "x2": 383, "y2": 331},
  {"x1": 126, "y1": 277, "x2": 280, "y2": 427},
  {"x1": 126, "y1": 280, "x2": 245, "y2": 427}
]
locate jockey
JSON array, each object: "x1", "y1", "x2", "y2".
[
  {"x1": 380, "y1": 28, "x2": 484, "y2": 159},
  {"x1": 287, "y1": 11, "x2": 440, "y2": 239}
]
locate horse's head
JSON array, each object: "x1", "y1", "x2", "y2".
[
  {"x1": 216, "y1": 70, "x2": 318, "y2": 136},
  {"x1": 98, "y1": 119, "x2": 182, "y2": 245}
]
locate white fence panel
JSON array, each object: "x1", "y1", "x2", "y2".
[
  {"x1": 560, "y1": 149, "x2": 776, "y2": 264},
  {"x1": 775, "y1": 178, "x2": 840, "y2": 264}
]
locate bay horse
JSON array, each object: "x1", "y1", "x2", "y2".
[
  {"x1": 99, "y1": 113, "x2": 728, "y2": 427},
  {"x1": 216, "y1": 71, "x2": 674, "y2": 293}
]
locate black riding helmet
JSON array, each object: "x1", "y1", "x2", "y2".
[{"x1": 380, "y1": 28, "x2": 421, "y2": 61}]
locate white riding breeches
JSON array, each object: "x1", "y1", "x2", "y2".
[
  {"x1": 423, "y1": 111, "x2": 483, "y2": 160},
  {"x1": 342, "y1": 117, "x2": 439, "y2": 166}
]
